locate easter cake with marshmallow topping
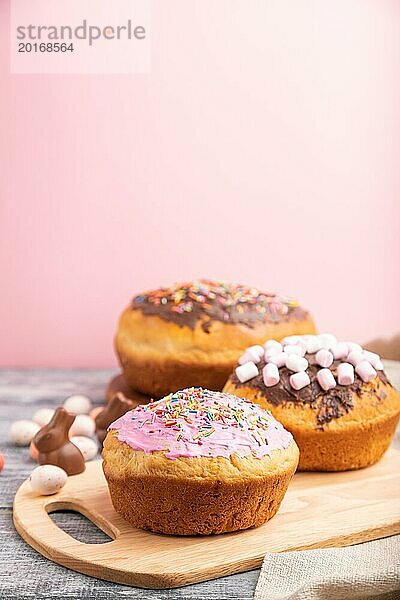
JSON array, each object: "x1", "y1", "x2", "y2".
[
  {"x1": 115, "y1": 279, "x2": 316, "y2": 397},
  {"x1": 102, "y1": 388, "x2": 299, "y2": 535},
  {"x1": 223, "y1": 334, "x2": 400, "y2": 471}
]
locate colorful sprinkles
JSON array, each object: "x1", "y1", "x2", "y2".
[
  {"x1": 132, "y1": 280, "x2": 303, "y2": 330},
  {"x1": 109, "y1": 388, "x2": 293, "y2": 460}
]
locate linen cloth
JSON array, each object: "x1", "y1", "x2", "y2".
[
  {"x1": 255, "y1": 360, "x2": 400, "y2": 600},
  {"x1": 254, "y1": 536, "x2": 400, "y2": 600}
]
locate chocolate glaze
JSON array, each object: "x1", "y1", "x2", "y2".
[
  {"x1": 132, "y1": 280, "x2": 308, "y2": 332},
  {"x1": 33, "y1": 407, "x2": 85, "y2": 475},
  {"x1": 231, "y1": 353, "x2": 390, "y2": 428},
  {"x1": 96, "y1": 393, "x2": 134, "y2": 444}
]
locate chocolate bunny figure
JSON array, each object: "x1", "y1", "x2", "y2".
[
  {"x1": 95, "y1": 393, "x2": 134, "y2": 444},
  {"x1": 33, "y1": 407, "x2": 85, "y2": 475}
]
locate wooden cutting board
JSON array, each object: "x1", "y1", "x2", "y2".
[{"x1": 13, "y1": 449, "x2": 400, "y2": 589}]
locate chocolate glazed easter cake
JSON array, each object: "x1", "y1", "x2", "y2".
[
  {"x1": 103, "y1": 388, "x2": 299, "y2": 535},
  {"x1": 114, "y1": 279, "x2": 316, "y2": 397},
  {"x1": 223, "y1": 334, "x2": 400, "y2": 471}
]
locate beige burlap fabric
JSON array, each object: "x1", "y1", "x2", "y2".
[
  {"x1": 254, "y1": 536, "x2": 400, "y2": 600},
  {"x1": 255, "y1": 360, "x2": 400, "y2": 600}
]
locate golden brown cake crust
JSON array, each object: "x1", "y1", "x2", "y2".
[
  {"x1": 115, "y1": 280, "x2": 316, "y2": 396},
  {"x1": 102, "y1": 431, "x2": 299, "y2": 535}
]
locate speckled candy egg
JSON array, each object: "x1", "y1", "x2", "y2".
[
  {"x1": 29, "y1": 465, "x2": 68, "y2": 495},
  {"x1": 64, "y1": 394, "x2": 92, "y2": 415},
  {"x1": 9, "y1": 420, "x2": 40, "y2": 446},
  {"x1": 70, "y1": 436, "x2": 98, "y2": 461},
  {"x1": 33, "y1": 408, "x2": 55, "y2": 427},
  {"x1": 69, "y1": 414, "x2": 96, "y2": 437}
]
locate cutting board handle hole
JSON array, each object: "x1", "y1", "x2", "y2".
[{"x1": 47, "y1": 502, "x2": 115, "y2": 544}]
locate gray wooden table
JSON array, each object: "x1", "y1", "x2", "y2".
[{"x1": 0, "y1": 369, "x2": 260, "y2": 600}]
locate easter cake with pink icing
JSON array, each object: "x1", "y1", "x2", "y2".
[
  {"x1": 223, "y1": 333, "x2": 400, "y2": 471},
  {"x1": 102, "y1": 387, "x2": 299, "y2": 535}
]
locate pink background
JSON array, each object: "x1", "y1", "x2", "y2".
[{"x1": 1, "y1": 0, "x2": 399, "y2": 368}]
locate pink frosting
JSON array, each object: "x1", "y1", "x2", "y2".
[{"x1": 109, "y1": 387, "x2": 293, "y2": 460}]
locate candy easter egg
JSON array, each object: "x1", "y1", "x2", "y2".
[
  {"x1": 29, "y1": 465, "x2": 68, "y2": 495},
  {"x1": 33, "y1": 408, "x2": 55, "y2": 427},
  {"x1": 69, "y1": 414, "x2": 95, "y2": 437},
  {"x1": 70, "y1": 436, "x2": 98, "y2": 461},
  {"x1": 64, "y1": 394, "x2": 92, "y2": 415},
  {"x1": 9, "y1": 420, "x2": 40, "y2": 446}
]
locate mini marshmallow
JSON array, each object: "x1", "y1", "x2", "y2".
[
  {"x1": 331, "y1": 342, "x2": 348, "y2": 360},
  {"x1": 347, "y1": 351, "x2": 365, "y2": 366},
  {"x1": 363, "y1": 350, "x2": 384, "y2": 371},
  {"x1": 303, "y1": 336, "x2": 322, "y2": 354},
  {"x1": 262, "y1": 363, "x2": 280, "y2": 387},
  {"x1": 315, "y1": 349, "x2": 334, "y2": 368},
  {"x1": 238, "y1": 346, "x2": 264, "y2": 365},
  {"x1": 235, "y1": 362, "x2": 259, "y2": 383},
  {"x1": 247, "y1": 345, "x2": 265, "y2": 358},
  {"x1": 264, "y1": 344, "x2": 283, "y2": 362},
  {"x1": 282, "y1": 335, "x2": 301, "y2": 345},
  {"x1": 356, "y1": 360, "x2": 377, "y2": 383},
  {"x1": 346, "y1": 342, "x2": 363, "y2": 353},
  {"x1": 9, "y1": 420, "x2": 40, "y2": 446},
  {"x1": 337, "y1": 362, "x2": 355, "y2": 386},
  {"x1": 290, "y1": 371, "x2": 310, "y2": 390},
  {"x1": 267, "y1": 352, "x2": 287, "y2": 368},
  {"x1": 317, "y1": 334, "x2": 337, "y2": 349},
  {"x1": 238, "y1": 353, "x2": 248, "y2": 365},
  {"x1": 283, "y1": 345, "x2": 306, "y2": 357},
  {"x1": 33, "y1": 408, "x2": 55, "y2": 427},
  {"x1": 69, "y1": 414, "x2": 96, "y2": 438},
  {"x1": 285, "y1": 355, "x2": 308, "y2": 372},
  {"x1": 29, "y1": 465, "x2": 68, "y2": 496},
  {"x1": 70, "y1": 436, "x2": 98, "y2": 461},
  {"x1": 238, "y1": 351, "x2": 260, "y2": 365},
  {"x1": 317, "y1": 368, "x2": 336, "y2": 391},
  {"x1": 297, "y1": 340, "x2": 308, "y2": 353},
  {"x1": 64, "y1": 394, "x2": 92, "y2": 415},
  {"x1": 264, "y1": 343, "x2": 284, "y2": 362},
  {"x1": 263, "y1": 340, "x2": 283, "y2": 353},
  {"x1": 264, "y1": 349, "x2": 280, "y2": 362}
]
